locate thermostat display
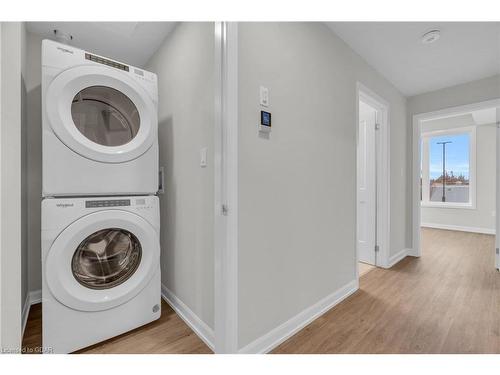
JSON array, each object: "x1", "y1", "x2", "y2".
[
  {"x1": 261, "y1": 111, "x2": 271, "y2": 127},
  {"x1": 259, "y1": 111, "x2": 272, "y2": 133}
]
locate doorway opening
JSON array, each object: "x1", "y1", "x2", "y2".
[
  {"x1": 356, "y1": 83, "x2": 390, "y2": 278},
  {"x1": 412, "y1": 99, "x2": 500, "y2": 269}
]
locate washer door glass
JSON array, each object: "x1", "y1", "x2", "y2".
[
  {"x1": 71, "y1": 86, "x2": 140, "y2": 146},
  {"x1": 71, "y1": 228, "x2": 142, "y2": 290}
]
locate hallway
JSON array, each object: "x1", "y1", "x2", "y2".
[{"x1": 274, "y1": 228, "x2": 499, "y2": 353}]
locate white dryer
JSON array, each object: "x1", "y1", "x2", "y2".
[
  {"x1": 42, "y1": 39, "x2": 158, "y2": 196},
  {"x1": 41, "y1": 196, "x2": 161, "y2": 353}
]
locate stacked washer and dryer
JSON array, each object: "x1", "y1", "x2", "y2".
[{"x1": 41, "y1": 39, "x2": 161, "y2": 353}]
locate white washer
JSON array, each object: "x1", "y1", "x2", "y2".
[
  {"x1": 42, "y1": 196, "x2": 161, "y2": 353},
  {"x1": 42, "y1": 39, "x2": 158, "y2": 196}
]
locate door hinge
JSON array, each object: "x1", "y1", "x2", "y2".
[
  {"x1": 375, "y1": 123, "x2": 381, "y2": 130},
  {"x1": 375, "y1": 245, "x2": 380, "y2": 252},
  {"x1": 496, "y1": 248, "x2": 499, "y2": 255},
  {"x1": 221, "y1": 204, "x2": 229, "y2": 216}
]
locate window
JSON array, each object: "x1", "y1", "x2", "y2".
[{"x1": 421, "y1": 126, "x2": 476, "y2": 208}]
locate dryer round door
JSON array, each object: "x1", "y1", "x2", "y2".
[
  {"x1": 46, "y1": 65, "x2": 157, "y2": 163},
  {"x1": 45, "y1": 210, "x2": 159, "y2": 312}
]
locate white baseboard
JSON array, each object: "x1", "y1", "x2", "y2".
[
  {"x1": 238, "y1": 279, "x2": 359, "y2": 354},
  {"x1": 21, "y1": 293, "x2": 31, "y2": 337},
  {"x1": 407, "y1": 248, "x2": 419, "y2": 257},
  {"x1": 386, "y1": 248, "x2": 411, "y2": 268},
  {"x1": 161, "y1": 284, "x2": 215, "y2": 351},
  {"x1": 22, "y1": 289, "x2": 42, "y2": 337},
  {"x1": 29, "y1": 289, "x2": 42, "y2": 304},
  {"x1": 421, "y1": 222, "x2": 495, "y2": 235}
]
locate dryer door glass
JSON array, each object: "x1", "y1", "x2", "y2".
[
  {"x1": 71, "y1": 86, "x2": 140, "y2": 147},
  {"x1": 72, "y1": 228, "x2": 142, "y2": 290}
]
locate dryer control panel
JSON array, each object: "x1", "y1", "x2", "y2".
[
  {"x1": 85, "y1": 199, "x2": 131, "y2": 208},
  {"x1": 85, "y1": 53, "x2": 129, "y2": 72}
]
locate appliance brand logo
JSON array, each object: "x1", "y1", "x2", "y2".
[
  {"x1": 56, "y1": 203, "x2": 74, "y2": 208},
  {"x1": 56, "y1": 46, "x2": 74, "y2": 54}
]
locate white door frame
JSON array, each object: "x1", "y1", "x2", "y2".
[
  {"x1": 356, "y1": 82, "x2": 391, "y2": 273},
  {"x1": 0, "y1": 22, "x2": 23, "y2": 351},
  {"x1": 214, "y1": 22, "x2": 239, "y2": 353},
  {"x1": 411, "y1": 98, "x2": 500, "y2": 259},
  {"x1": 497, "y1": 106, "x2": 500, "y2": 269}
]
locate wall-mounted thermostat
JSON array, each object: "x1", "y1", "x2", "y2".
[{"x1": 259, "y1": 111, "x2": 271, "y2": 133}]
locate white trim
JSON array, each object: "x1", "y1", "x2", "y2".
[
  {"x1": 386, "y1": 248, "x2": 411, "y2": 268},
  {"x1": 356, "y1": 82, "x2": 391, "y2": 270},
  {"x1": 21, "y1": 293, "x2": 30, "y2": 337},
  {"x1": 421, "y1": 222, "x2": 495, "y2": 235},
  {"x1": 213, "y1": 22, "x2": 239, "y2": 354},
  {"x1": 412, "y1": 98, "x2": 500, "y2": 258},
  {"x1": 161, "y1": 284, "x2": 215, "y2": 351},
  {"x1": 0, "y1": 23, "x2": 23, "y2": 349},
  {"x1": 421, "y1": 202, "x2": 476, "y2": 209},
  {"x1": 496, "y1": 107, "x2": 500, "y2": 269},
  {"x1": 420, "y1": 125, "x2": 476, "y2": 209},
  {"x1": 0, "y1": 23, "x2": 2, "y2": 348},
  {"x1": 238, "y1": 279, "x2": 359, "y2": 354},
  {"x1": 29, "y1": 289, "x2": 42, "y2": 305},
  {"x1": 21, "y1": 289, "x2": 42, "y2": 338}
]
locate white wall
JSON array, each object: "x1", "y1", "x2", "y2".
[
  {"x1": 0, "y1": 21, "x2": 26, "y2": 351},
  {"x1": 420, "y1": 115, "x2": 496, "y2": 234},
  {"x1": 409, "y1": 75, "x2": 500, "y2": 241},
  {"x1": 409, "y1": 75, "x2": 500, "y2": 115},
  {"x1": 146, "y1": 23, "x2": 215, "y2": 330},
  {"x1": 25, "y1": 32, "x2": 43, "y2": 294},
  {"x1": 237, "y1": 22, "x2": 409, "y2": 350}
]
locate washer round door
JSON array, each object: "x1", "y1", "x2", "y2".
[
  {"x1": 45, "y1": 210, "x2": 159, "y2": 312},
  {"x1": 46, "y1": 65, "x2": 157, "y2": 163}
]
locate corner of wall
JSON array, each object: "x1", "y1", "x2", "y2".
[
  {"x1": 238, "y1": 279, "x2": 359, "y2": 354},
  {"x1": 161, "y1": 284, "x2": 215, "y2": 351}
]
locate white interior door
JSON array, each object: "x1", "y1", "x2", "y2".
[{"x1": 357, "y1": 101, "x2": 377, "y2": 265}]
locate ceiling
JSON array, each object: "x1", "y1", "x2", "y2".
[
  {"x1": 26, "y1": 22, "x2": 177, "y2": 67},
  {"x1": 327, "y1": 22, "x2": 500, "y2": 97}
]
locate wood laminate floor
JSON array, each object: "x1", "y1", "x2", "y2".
[
  {"x1": 273, "y1": 228, "x2": 499, "y2": 353},
  {"x1": 22, "y1": 300, "x2": 211, "y2": 354},
  {"x1": 23, "y1": 228, "x2": 497, "y2": 354},
  {"x1": 358, "y1": 262, "x2": 376, "y2": 276}
]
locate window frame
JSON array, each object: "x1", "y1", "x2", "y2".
[{"x1": 420, "y1": 125, "x2": 476, "y2": 209}]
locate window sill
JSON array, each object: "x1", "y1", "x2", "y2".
[{"x1": 421, "y1": 202, "x2": 476, "y2": 210}]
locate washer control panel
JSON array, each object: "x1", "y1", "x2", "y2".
[{"x1": 85, "y1": 199, "x2": 131, "y2": 208}]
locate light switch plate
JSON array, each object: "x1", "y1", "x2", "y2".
[
  {"x1": 200, "y1": 147, "x2": 207, "y2": 167},
  {"x1": 260, "y1": 86, "x2": 269, "y2": 107}
]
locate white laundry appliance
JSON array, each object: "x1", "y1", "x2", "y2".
[
  {"x1": 41, "y1": 196, "x2": 161, "y2": 353},
  {"x1": 42, "y1": 39, "x2": 159, "y2": 197}
]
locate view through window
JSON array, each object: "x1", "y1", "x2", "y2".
[
  {"x1": 429, "y1": 133, "x2": 470, "y2": 203},
  {"x1": 421, "y1": 128, "x2": 474, "y2": 207}
]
